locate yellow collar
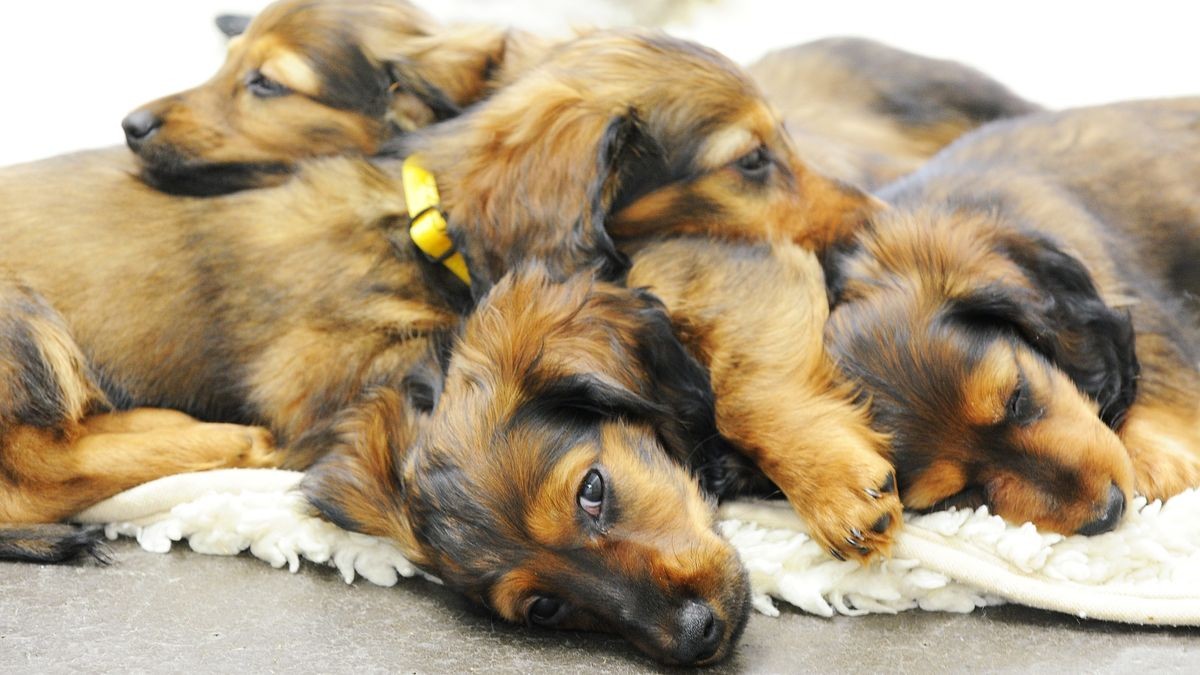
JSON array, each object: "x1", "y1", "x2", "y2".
[{"x1": 402, "y1": 155, "x2": 471, "y2": 286}]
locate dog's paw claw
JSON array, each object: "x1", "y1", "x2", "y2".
[
  {"x1": 803, "y1": 461, "x2": 903, "y2": 564},
  {"x1": 871, "y1": 513, "x2": 892, "y2": 533}
]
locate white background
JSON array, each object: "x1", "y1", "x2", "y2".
[{"x1": 0, "y1": 0, "x2": 1196, "y2": 166}]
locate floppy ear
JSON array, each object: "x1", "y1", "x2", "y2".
[
  {"x1": 579, "y1": 110, "x2": 664, "y2": 281},
  {"x1": 385, "y1": 59, "x2": 463, "y2": 124},
  {"x1": 535, "y1": 373, "x2": 672, "y2": 422},
  {"x1": 299, "y1": 388, "x2": 428, "y2": 565},
  {"x1": 957, "y1": 234, "x2": 1139, "y2": 428},
  {"x1": 379, "y1": 25, "x2": 517, "y2": 131},
  {"x1": 214, "y1": 14, "x2": 251, "y2": 39}
]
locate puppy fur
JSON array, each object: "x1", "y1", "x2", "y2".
[{"x1": 747, "y1": 37, "x2": 1040, "y2": 188}]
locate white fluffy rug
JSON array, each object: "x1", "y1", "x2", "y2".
[{"x1": 73, "y1": 469, "x2": 1200, "y2": 625}]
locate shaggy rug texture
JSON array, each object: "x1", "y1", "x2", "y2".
[{"x1": 74, "y1": 469, "x2": 1200, "y2": 625}]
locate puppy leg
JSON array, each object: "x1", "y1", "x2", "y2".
[
  {"x1": 0, "y1": 279, "x2": 281, "y2": 523},
  {"x1": 1121, "y1": 403, "x2": 1200, "y2": 502},
  {"x1": 629, "y1": 240, "x2": 901, "y2": 562}
]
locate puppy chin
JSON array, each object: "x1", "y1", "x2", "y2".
[{"x1": 134, "y1": 149, "x2": 292, "y2": 196}]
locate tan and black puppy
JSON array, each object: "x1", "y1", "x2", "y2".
[
  {"x1": 121, "y1": 0, "x2": 540, "y2": 195},
  {"x1": 826, "y1": 98, "x2": 1200, "y2": 535},
  {"x1": 748, "y1": 37, "x2": 1040, "y2": 188}
]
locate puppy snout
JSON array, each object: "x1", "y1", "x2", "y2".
[
  {"x1": 1077, "y1": 482, "x2": 1126, "y2": 536},
  {"x1": 122, "y1": 109, "x2": 162, "y2": 149},
  {"x1": 673, "y1": 600, "x2": 723, "y2": 664}
]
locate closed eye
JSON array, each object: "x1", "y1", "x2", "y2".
[
  {"x1": 733, "y1": 145, "x2": 771, "y2": 180},
  {"x1": 246, "y1": 70, "x2": 290, "y2": 98},
  {"x1": 1005, "y1": 372, "x2": 1043, "y2": 426}
]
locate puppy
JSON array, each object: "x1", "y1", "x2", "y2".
[
  {"x1": 747, "y1": 37, "x2": 1040, "y2": 188},
  {"x1": 121, "y1": 0, "x2": 539, "y2": 195},
  {"x1": 826, "y1": 98, "x2": 1200, "y2": 535}
]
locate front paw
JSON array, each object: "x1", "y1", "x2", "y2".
[
  {"x1": 234, "y1": 426, "x2": 285, "y2": 469},
  {"x1": 1132, "y1": 444, "x2": 1200, "y2": 502},
  {"x1": 798, "y1": 459, "x2": 902, "y2": 564}
]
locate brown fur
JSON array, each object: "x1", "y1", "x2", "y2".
[
  {"x1": 0, "y1": 31, "x2": 888, "y2": 663},
  {"x1": 629, "y1": 240, "x2": 899, "y2": 560},
  {"x1": 747, "y1": 37, "x2": 1040, "y2": 188},
  {"x1": 827, "y1": 98, "x2": 1200, "y2": 534},
  {"x1": 122, "y1": 0, "x2": 542, "y2": 195}
]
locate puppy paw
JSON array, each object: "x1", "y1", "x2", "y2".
[
  {"x1": 1132, "y1": 445, "x2": 1200, "y2": 503},
  {"x1": 795, "y1": 456, "x2": 903, "y2": 564},
  {"x1": 232, "y1": 426, "x2": 285, "y2": 469}
]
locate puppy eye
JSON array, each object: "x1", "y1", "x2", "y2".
[
  {"x1": 1006, "y1": 375, "x2": 1041, "y2": 426},
  {"x1": 527, "y1": 596, "x2": 566, "y2": 626},
  {"x1": 246, "y1": 71, "x2": 290, "y2": 98},
  {"x1": 578, "y1": 469, "x2": 604, "y2": 519},
  {"x1": 734, "y1": 145, "x2": 771, "y2": 178}
]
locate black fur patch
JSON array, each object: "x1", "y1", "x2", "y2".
[
  {"x1": 139, "y1": 160, "x2": 293, "y2": 197},
  {"x1": 0, "y1": 524, "x2": 110, "y2": 564},
  {"x1": 997, "y1": 233, "x2": 1139, "y2": 428},
  {"x1": 305, "y1": 33, "x2": 391, "y2": 117}
]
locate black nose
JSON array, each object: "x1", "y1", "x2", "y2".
[
  {"x1": 122, "y1": 109, "x2": 162, "y2": 148},
  {"x1": 674, "y1": 600, "x2": 723, "y2": 664},
  {"x1": 1078, "y1": 483, "x2": 1126, "y2": 536}
]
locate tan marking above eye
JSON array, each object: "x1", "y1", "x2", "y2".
[
  {"x1": 700, "y1": 127, "x2": 756, "y2": 169},
  {"x1": 259, "y1": 51, "x2": 319, "y2": 95},
  {"x1": 961, "y1": 342, "x2": 1020, "y2": 426}
]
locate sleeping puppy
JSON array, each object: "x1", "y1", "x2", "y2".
[
  {"x1": 747, "y1": 37, "x2": 1040, "y2": 189},
  {"x1": 826, "y1": 98, "x2": 1200, "y2": 535},
  {"x1": 121, "y1": 0, "x2": 542, "y2": 195}
]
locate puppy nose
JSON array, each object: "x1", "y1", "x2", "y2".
[
  {"x1": 122, "y1": 109, "x2": 162, "y2": 148},
  {"x1": 1078, "y1": 483, "x2": 1126, "y2": 536},
  {"x1": 674, "y1": 600, "x2": 723, "y2": 664}
]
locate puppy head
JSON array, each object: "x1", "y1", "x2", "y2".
[
  {"x1": 123, "y1": 0, "x2": 516, "y2": 195},
  {"x1": 828, "y1": 208, "x2": 1137, "y2": 535},
  {"x1": 303, "y1": 267, "x2": 748, "y2": 665},
  {"x1": 408, "y1": 29, "x2": 878, "y2": 282}
]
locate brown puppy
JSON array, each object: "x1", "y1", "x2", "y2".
[
  {"x1": 748, "y1": 37, "x2": 1040, "y2": 189},
  {"x1": 826, "y1": 98, "x2": 1200, "y2": 535},
  {"x1": 122, "y1": 0, "x2": 540, "y2": 195},
  {"x1": 307, "y1": 266, "x2": 751, "y2": 665},
  {"x1": 0, "y1": 32, "x2": 887, "y2": 662}
]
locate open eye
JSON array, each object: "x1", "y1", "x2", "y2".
[
  {"x1": 578, "y1": 469, "x2": 604, "y2": 519},
  {"x1": 1005, "y1": 374, "x2": 1041, "y2": 426},
  {"x1": 734, "y1": 145, "x2": 771, "y2": 178},
  {"x1": 246, "y1": 70, "x2": 290, "y2": 98},
  {"x1": 527, "y1": 596, "x2": 566, "y2": 626}
]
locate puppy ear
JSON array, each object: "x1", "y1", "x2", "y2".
[
  {"x1": 214, "y1": 14, "x2": 251, "y2": 38},
  {"x1": 956, "y1": 234, "x2": 1139, "y2": 428},
  {"x1": 626, "y1": 289, "x2": 732, "y2": 465},
  {"x1": 580, "y1": 110, "x2": 662, "y2": 281},
  {"x1": 385, "y1": 59, "x2": 463, "y2": 124},
  {"x1": 380, "y1": 25, "x2": 518, "y2": 131},
  {"x1": 536, "y1": 373, "x2": 671, "y2": 422},
  {"x1": 299, "y1": 389, "x2": 427, "y2": 565}
]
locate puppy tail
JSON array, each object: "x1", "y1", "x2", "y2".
[{"x1": 0, "y1": 523, "x2": 111, "y2": 564}]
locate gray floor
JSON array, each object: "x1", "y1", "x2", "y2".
[{"x1": 2, "y1": 539, "x2": 1196, "y2": 673}]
